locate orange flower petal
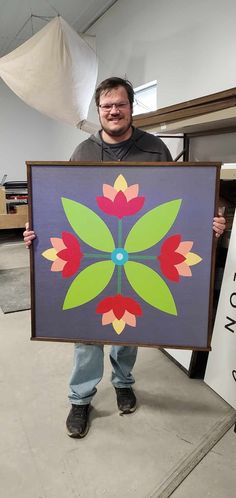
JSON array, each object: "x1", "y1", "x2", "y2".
[
  {"x1": 102, "y1": 310, "x2": 116, "y2": 325},
  {"x1": 123, "y1": 311, "x2": 136, "y2": 327},
  {"x1": 103, "y1": 184, "x2": 117, "y2": 200},
  {"x1": 124, "y1": 184, "x2": 139, "y2": 201},
  {"x1": 50, "y1": 237, "x2": 66, "y2": 252},
  {"x1": 176, "y1": 262, "x2": 192, "y2": 277},
  {"x1": 177, "y1": 241, "x2": 193, "y2": 255},
  {"x1": 51, "y1": 258, "x2": 66, "y2": 272}
]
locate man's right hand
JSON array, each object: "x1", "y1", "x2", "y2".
[{"x1": 23, "y1": 222, "x2": 36, "y2": 248}]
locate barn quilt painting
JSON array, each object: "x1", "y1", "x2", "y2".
[{"x1": 27, "y1": 162, "x2": 220, "y2": 348}]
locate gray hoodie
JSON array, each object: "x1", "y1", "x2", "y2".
[{"x1": 70, "y1": 127, "x2": 172, "y2": 162}]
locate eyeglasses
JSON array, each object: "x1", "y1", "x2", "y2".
[{"x1": 98, "y1": 102, "x2": 130, "y2": 112}]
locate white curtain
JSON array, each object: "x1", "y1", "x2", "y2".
[{"x1": 0, "y1": 16, "x2": 98, "y2": 127}]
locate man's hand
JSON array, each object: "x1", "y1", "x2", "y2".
[
  {"x1": 213, "y1": 215, "x2": 226, "y2": 238},
  {"x1": 23, "y1": 222, "x2": 36, "y2": 248}
]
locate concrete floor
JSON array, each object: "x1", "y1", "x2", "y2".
[{"x1": 0, "y1": 233, "x2": 236, "y2": 498}]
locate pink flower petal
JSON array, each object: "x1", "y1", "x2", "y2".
[
  {"x1": 62, "y1": 259, "x2": 81, "y2": 278},
  {"x1": 176, "y1": 262, "x2": 192, "y2": 277},
  {"x1": 177, "y1": 241, "x2": 193, "y2": 255},
  {"x1": 112, "y1": 294, "x2": 127, "y2": 319},
  {"x1": 125, "y1": 196, "x2": 145, "y2": 216},
  {"x1": 53, "y1": 233, "x2": 84, "y2": 278},
  {"x1": 96, "y1": 297, "x2": 114, "y2": 314},
  {"x1": 159, "y1": 258, "x2": 180, "y2": 282},
  {"x1": 124, "y1": 184, "x2": 139, "y2": 201},
  {"x1": 97, "y1": 192, "x2": 129, "y2": 219},
  {"x1": 103, "y1": 184, "x2": 117, "y2": 200},
  {"x1": 97, "y1": 294, "x2": 142, "y2": 322},
  {"x1": 50, "y1": 237, "x2": 66, "y2": 252},
  {"x1": 123, "y1": 311, "x2": 136, "y2": 327},
  {"x1": 112, "y1": 191, "x2": 130, "y2": 218},
  {"x1": 96, "y1": 196, "x2": 117, "y2": 216},
  {"x1": 102, "y1": 310, "x2": 116, "y2": 325},
  {"x1": 122, "y1": 296, "x2": 142, "y2": 316},
  {"x1": 61, "y1": 232, "x2": 82, "y2": 254},
  {"x1": 51, "y1": 258, "x2": 66, "y2": 272},
  {"x1": 161, "y1": 234, "x2": 181, "y2": 254},
  {"x1": 159, "y1": 252, "x2": 185, "y2": 266},
  {"x1": 57, "y1": 248, "x2": 70, "y2": 262}
]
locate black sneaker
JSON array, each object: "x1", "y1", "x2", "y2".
[
  {"x1": 115, "y1": 387, "x2": 137, "y2": 414},
  {"x1": 66, "y1": 404, "x2": 90, "y2": 438}
]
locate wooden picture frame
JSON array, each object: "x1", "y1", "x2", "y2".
[{"x1": 27, "y1": 161, "x2": 221, "y2": 349}]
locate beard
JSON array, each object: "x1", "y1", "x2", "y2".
[{"x1": 100, "y1": 115, "x2": 133, "y2": 138}]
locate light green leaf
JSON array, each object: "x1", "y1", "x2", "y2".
[
  {"x1": 63, "y1": 261, "x2": 115, "y2": 310},
  {"x1": 125, "y1": 261, "x2": 177, "y2": 315},
  {"x1": 62, "y1": 197, "x2": 115, "y2": 252},
  {"x1": 124, "y1": 199, "x2": 182, "y2": 253}
]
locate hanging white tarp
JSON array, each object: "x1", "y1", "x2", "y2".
[{"x1": 0, "y1": 16, "x2": 98, "y2": 127}]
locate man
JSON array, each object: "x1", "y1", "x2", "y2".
[{"x1": 24, "y1": 76, "x2": 226, "y2": 439}]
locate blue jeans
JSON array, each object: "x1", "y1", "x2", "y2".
[{"x1": 68, "y1": 343, "x2": 138, "y2": 405}]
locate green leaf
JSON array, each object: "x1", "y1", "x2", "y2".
[
  {"x1": 63, "y1": 261, "x2": 115, "y2": 310},
  {"x1": 124, "y1": 199, "x2": 182, "y2": 253},
  {"x1": 62, "y1": 197, "x2": 115, "y2": 252},
  {"x1": 124, "y1": 261, "x2": 177, "y2": 315}
]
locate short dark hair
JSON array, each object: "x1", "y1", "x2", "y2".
[{"x1": 95, "y1": 77, "x2": 134, "y2": 108}]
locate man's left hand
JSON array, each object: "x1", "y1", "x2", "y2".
[{"x1": 213, "y1": 216, "x2": 226, "y2": 238}]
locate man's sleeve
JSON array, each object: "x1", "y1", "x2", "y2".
[
  {"x1": 163, "y1": 142, "x2": 173, "y2": 162},
  {"x1": 70, "y1": 143, "x2": 83, "y2": 161}
]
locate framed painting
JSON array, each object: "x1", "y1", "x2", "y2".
[{"x1": 27, "y1": 161, "x2": 221, "y2": 349}]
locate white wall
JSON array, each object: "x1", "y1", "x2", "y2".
[
  {"x1": 88, "y1": 0, "x2": 236, "y2": 114},
  {"x1": 0, "y1": 80, "x2": 87, "y2": 181},
  {"x1": 1, "y1": 0, "x2": 236, "y2": 180}
]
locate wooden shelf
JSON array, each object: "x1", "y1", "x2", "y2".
[
  {"x1": 0, "y1": 187, "x2": 28, "y2": 229},
  {"x1": 133, "y1": 87, "x2": 236, "y2": 135}
]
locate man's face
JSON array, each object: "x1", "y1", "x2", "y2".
[{"x1": 98, "y1": 86, "x2": 132, "y2": 139}]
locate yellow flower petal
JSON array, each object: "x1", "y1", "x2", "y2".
[
  {"x1": 185, "y1": 252, "x2": 202, "y2": 266},
  {"x1": 114, "y1": 174, "x2": 127, "y2": 192},
  {"x1": 112, "y1": 319, "x2": 125, "y2": 334},
  {"x1": 42, "y1": 248, "x2": 57, "y2": 261}
]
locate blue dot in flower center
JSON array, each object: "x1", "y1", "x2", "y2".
[{"x1": 111, "y1": 248, "x2": 129, "y2": 266}]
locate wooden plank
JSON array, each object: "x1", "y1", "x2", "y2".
[
  {"x1": 0, "y1": 187, "x2": 6, "y2": 214},
  {"x1": 133, "y1": 87, "x2": 236, "y2": 129},
  {"x1": 134, "y1": 99, "x2": 236, "y2": 128},
  {"x1": 0, "y1": 213, "x2": 28, "y2": 229}
]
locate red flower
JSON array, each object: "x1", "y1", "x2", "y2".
[
  {"x1": 96, "y1": 294, "x2": 142, "y2": 334},
  {"x1": 96, "y1": 174, "x2": 145, "y2": 219},
  {"x1": 42, "y1": 231, "x2": 83, "y2": 278},
  {"x1": 157, "y1": 234, "x2": 201, "y2": 282}
]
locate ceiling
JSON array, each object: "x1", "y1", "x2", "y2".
[{"x1": 0, "y1": 0, "x2": 118, "y2": 57}]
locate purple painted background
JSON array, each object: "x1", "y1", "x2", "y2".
[{"x1": 29, "y1": 163, "x2": 217, "y2": 348}]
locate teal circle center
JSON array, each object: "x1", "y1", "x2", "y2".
[{"x1": 111, "y1": 248, "x2": 129, "y2": 266}]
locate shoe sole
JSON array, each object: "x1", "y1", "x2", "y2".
[
  {"x1": 119, "y1": 403, "x2": 137, "y2": 415},
  {"x1": 66, "y1": 406, "x2": 91, "y2": 438},
  {"x1": 67, "y1": 423, "x2": 89, "y2": 438}
]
